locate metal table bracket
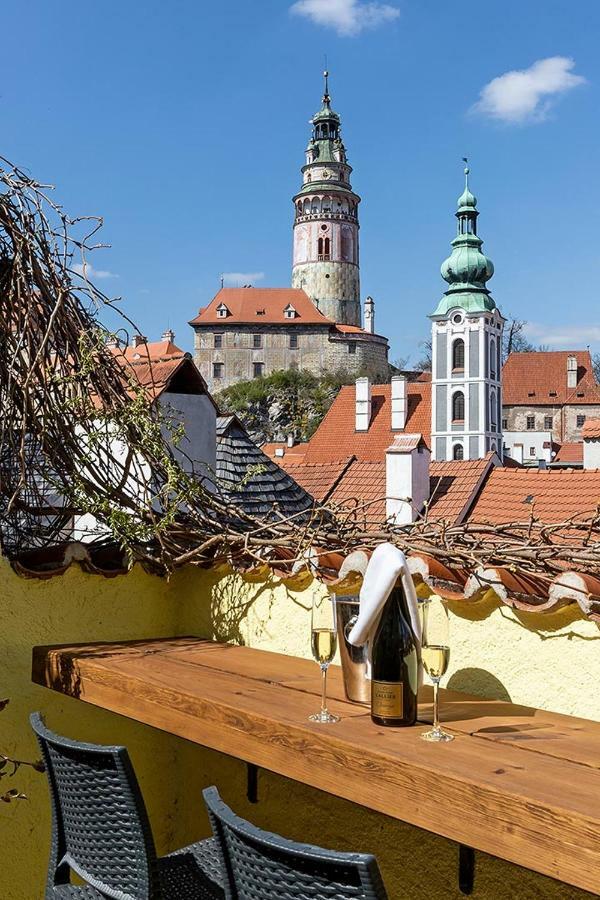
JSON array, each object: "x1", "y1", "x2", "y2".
[
  {"x1": 459, "y1": 845, "x2": 475, "y2": 894},
  {"x1": 247, "y1": 763, "x2": 259, "y2": 803}
]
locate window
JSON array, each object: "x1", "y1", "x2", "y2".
[
  {"x1": 490, "y1": 339, "x2": 496, "y2": 379},
  {"x1": 502, "y1": 418, "x2": 508, "y2": 430},
  {"x1": 284, "y1": 304, "x2": 297, "y2": 319},
  {"x1": 530, "y1": 447, "x2": 536, "y2": 457},
  {"x1": 253, "y1": 362, "x2": 264, "y2": 378},
  {"x1": 452, "y1": 391, "x2": 465, "y2": 423},
  {"x1": 348, "y1": 341, "x2": 356, "y2": 355},
  {"x1": 289, "y1": 334, "x2": 298, "y2": 349},
  {"x1": 544, "y1": 415, "x2": 553, "y2": 430},
  {"x1": 453, "y1": 444, "x2": 464, "y2": 460},
  {"x1": 526, "y1": 415, "x2": 535, "y2": 430},
  {"x1": 317, "y1": 236, "x2": 331, "y2": 261},
  {"x1": 213, "y1": 362, "x2": 224, "y2": 379},
  {"x1": 452, "y1": 339, "x2": 465, "y2": 372},
  {"x1": 216, "y1": 303, "x2": 229, "y2": 319},
  {"x1": 577, "y1": 414, "x2": 586, "y2": 428},
  {"x1": 253, "y1": 334, "x2": 262, "y2": 349},
  {"x1": 214, "y1": 334, "x2": 222, "y2": 349}
]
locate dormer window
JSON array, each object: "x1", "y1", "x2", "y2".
[
  {"x1": 216, "y1": 303, "x2": 229, "y2": 319},
  {"x1": 284, "y1": 304, "x2": 297, "y2": 319}
]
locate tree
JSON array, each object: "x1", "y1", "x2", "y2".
[
  {"x1": 592, "y1": 352, "x2": 600, "y2": 384},
  {"x1": 502, "y1": 316, "x2": 536, "y2": 362},
  {"x1": 413, "y1": 339, "x2": 432, "y2": 372}
]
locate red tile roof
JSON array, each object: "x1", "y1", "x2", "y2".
[
  {"x1": 261, "y1": 442, "x2": 308, "y2": 465},
  {"x1": 428, "y1": 455, "x2": 495, "y2": 523},
  {"x1": 328, "y1": 460, "x2": 386, "y2": 522},
  {"x1": 111, "y1": 339, "x2": 210, "y2": 401},
  {"x1": 303, "y1": 381, "x2": 432, "y2": 462},
  {"x1": 283, "y1": 458, "x2": 354, "y2": 502},
  {"x1": 582, "y1": 419, "x2": 600, "y2": 439},
  {"x1": 503, "y1": 351, "x2": 600, "y2": 406},
  {"x1": 553, "y1": 442, "x2": 583, "y2": 464},
  {"x1": 189, "y1": 288, "x2": 334, "y2": 326},
  {"x1": 468, "y1": 468, "x2": 600, "y2": 524}
]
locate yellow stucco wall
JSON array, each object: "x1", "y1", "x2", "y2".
[{"x1": 1, "y1": 556, "x2": 598, "y2": 899}]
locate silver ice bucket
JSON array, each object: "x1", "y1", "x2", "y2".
[{"x1": 334, "y1": 595, "x2": 369, "y2": 704}]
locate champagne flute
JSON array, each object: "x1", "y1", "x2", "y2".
[
  {"x1": 309, "y1": 593, "x2": 339, "y2": 724},
  {"x1": 419, "y1": 595, "x2": 454, "y2": 742}
]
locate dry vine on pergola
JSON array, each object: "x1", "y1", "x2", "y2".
[{"x1": 0, "y1": 158, "x2": 599, "y2": 580}]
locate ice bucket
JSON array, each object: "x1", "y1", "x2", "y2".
[{"x1": 334, "y1": 595, "x2": 369, "y2": 704}]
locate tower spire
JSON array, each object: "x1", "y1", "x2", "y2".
[{"x1": 323, "y1": 69, "x2": 330, "y2": 105}]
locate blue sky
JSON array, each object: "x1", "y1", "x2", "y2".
[{"x1": 6, "y1": 0, "x2": 599, "y2": 363}]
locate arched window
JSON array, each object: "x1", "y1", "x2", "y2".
[
  {"x1": 453, "y1": 444, "x2": 464, "y2": 460},
  {"x1": 317, "y1": 237, "x2": 324, "y2": 257},
  {"x1": 452, "y1": 391, "x2": 465, "y2": 423},
  {"x1": 490, "y1": 338, "x2": 496, "y2": 379},
  {"x1": 452, "y1": 339, "x2": 465, "y2": 372},
  {"x1": 323, "y1": 237, "x2": 330, "y2": 259}
]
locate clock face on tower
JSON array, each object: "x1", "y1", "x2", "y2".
[{"x1": 322, "y1": 170, "x2": 330, "y2": 179}]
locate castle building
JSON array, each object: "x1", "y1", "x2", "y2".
[
  {"x1": 189, "y1": 73, "x2": 389, "y2": 393},
  {"x1": 430, "y1": 167, "x2": 504, "y2": 462}
]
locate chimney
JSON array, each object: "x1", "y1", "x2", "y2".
[
  {"x1": 567, "y1": 354, "x2": 577, "y2": 390},
  {"x1": 286, "y1": 433, "x2": 295, "y2": 448},
  {"x1": 105, "y1": 334, "x2": 120, "y2": 349},
  {"x1": 391, "y1": 375, "x2": 407, "y2": 430},
  {"x1": 131, "y1": 334, "x2": 147, "y2": 348},
  {"x1": 161, "y1": 328, "x2": 175, "y2": 343},
  {"x1": 385, "y1": 434, "x2": 430, "y2": 525},
  {"x1": 583, "y1": 420, "x2": 600, "y2": 469},
  {"x1": 355, "y1": 377, "x2": 371, "y2": 432},
  {"x1": 364, "y1": 296, "x2": 375, "y2": 334}
]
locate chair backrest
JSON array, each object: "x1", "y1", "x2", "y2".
[
  {"x1": 203, "y1": 786, "x2": 388, "y2": 900},
  {"x1": 31, "y1": 712, "x2": 159, "y2": 900}
]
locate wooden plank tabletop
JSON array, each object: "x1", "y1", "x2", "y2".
[{"x1": 32, "y1": 637, "x2": 600, "y2": 895}]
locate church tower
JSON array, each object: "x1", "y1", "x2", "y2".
[
  {"x1": 430, "y1": 165, "x2": 504, "y2": 462},
  {"x1": 291, "y1": 72, "x2": 361, "y2": 326}
]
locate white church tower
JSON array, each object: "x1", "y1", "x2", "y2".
[
  {"x1": 430, "y1": 165, "x2": 504, "y2": 462},
  {"x1": 291, "y1": 72, "x2": 361, "y2": 326}
]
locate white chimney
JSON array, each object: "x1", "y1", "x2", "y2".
[
  {"x1": 162, "y1": 328, "x2": 175, "y2": 343},
  {"x1": 583, "y1": 421, "x2": 600, "y2": 469},
  {"x1": 391, "y1": 375, "x2": 407, "y2": 431},
  {"x1": 364, "y1": 296, "x2": 375, "y2": 334},
  {"x1": 131, "y1": 334, "x2": 148, "y2": 347},
  {"x1": 355, "y1": 377, "x2": 372, "y2": 432},
  {"x1": 287, "y1": 433, "x2": 295, "y2": 448},
  {"x1": 385, "y1": 434, "x2": 430, "y2": 525},
  {"x1": 567, "y1": 355, "x2": 577, "y2": 389}
]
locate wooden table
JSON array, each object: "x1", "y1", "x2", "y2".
[{"x1": 32, "y1": 638, "x2": 600, "y2": 895}]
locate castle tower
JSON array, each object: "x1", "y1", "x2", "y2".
[
  {"x1": 430, "y1": 164, "x2": 504, "y2": 462},
  {"x1": 291, "y1": 72, "x2": 361, "y2": 326}
]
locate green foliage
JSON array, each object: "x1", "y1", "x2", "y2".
[{"x1": 216, "y1": 367, "x2": 361, "y2": 443}]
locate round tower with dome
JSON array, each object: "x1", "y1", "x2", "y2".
[
  {"x1": 291, "y1": 72, "x2": 361, "y2": 326},
  {"x1": 430, "y1": 164, "x2": 504, "y2": 462}
]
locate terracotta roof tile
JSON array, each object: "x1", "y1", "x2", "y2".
[
  {"x1": 261, "y1": 443, "x2": 308, "y2": 465},
  {"x1": 582, "y1": 419, "x2": 600, "y2": 439},
  {"x1": 303, "y1": 382, "x2": 432, "y2": 462},
  {"x1": 503, "y1": 351, "x2": 600, "y2": 406},
  {"x1": 328, "y1": 460, "x2": 387, "y2": 522},
  {"x1": 428, "y1": 456, "x2": 494, "y2": 523},
  {"x1": 189, "y1": 288, "x2": 334, "y2": 326},
  {"x1": 111, "y1": 340, "x2": 209, "y2": 401},
  {"x1": 468, "y1": 468, "x2": 600, "y2": 524},
  {"x1": 553, "y1": 442, "x2": 583, "y2": 464},
  {"x1": 283, "y1": 458, "x2": 354, "y2": 502}
]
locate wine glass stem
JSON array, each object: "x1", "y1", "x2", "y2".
[
  {"x1": 321, "y1": 664, "x2": 328, "y2": 713},
  {"x1": 433, "y1": 679, "x2": 440, "y2": 731}
]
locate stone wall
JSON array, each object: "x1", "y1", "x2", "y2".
[
  {"x1": 503, "y1": 403, "x2": 600, "y2": 443},
  {"x1": 291, "y1": 260, "x2": 360, "y2": 325},
  {"x1": 193, "y1": 324, "x2": 388, "y2": 392}
]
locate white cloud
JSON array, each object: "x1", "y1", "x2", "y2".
[
  {"x1": 72, "y1": 261, "x2": 119, "y2": 280},
  {"x1": 524, "y1": 321, "x2": 600, "y2": 348},
  {"x1": 222, "y1": 271, "x2": 265, "y2": 286},
  {"x1": 290, "y1": 0, "x2": 399, "y2": 36},
  {"x1": 471, "y1": 57, "x2": 586, "y2": 124}
]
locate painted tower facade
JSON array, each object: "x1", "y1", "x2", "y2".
[
  {"x1": 291, "y1": 72, "x2": 361, "y2": 326},
  {"x1": 430, "y1": 166, "x2": 504, "y2": 462}
]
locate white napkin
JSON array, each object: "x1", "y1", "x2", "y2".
[{"x1": 347, "y1": 543, "x2": 422, "y2": 679}]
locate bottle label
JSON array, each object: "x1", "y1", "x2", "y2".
[{"x1": 372, "y1": 681, "x2": 404, "y2": 717}]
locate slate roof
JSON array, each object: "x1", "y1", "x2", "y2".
[
  {"x1": 215, "y1": 416, "x2": 316, "y2": 521},
  {"x1": 503, "y1": 350, "x2": 600, "y2": 406},
  {"x1": 303, "y1": 381, "x2": 432, "y2": 462}
]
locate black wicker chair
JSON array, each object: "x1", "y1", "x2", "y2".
[
  {"x1": 31, "y1": 712, "x2": 224, "y2": 899},
  {"x1": 203, "y1": 786, "x2": 389, "y2": 900}
]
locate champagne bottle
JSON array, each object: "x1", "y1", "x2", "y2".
[{"x1": 370, "y1": 581, "x2": 418, "y2": 727}]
